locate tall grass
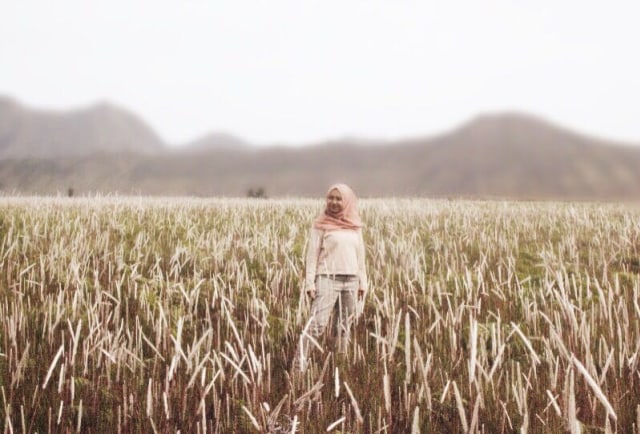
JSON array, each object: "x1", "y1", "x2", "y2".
[{"x1": 1, "y1": 196, "x2": 639, "y2": 432}]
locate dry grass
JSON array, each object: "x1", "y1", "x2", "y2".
[{"x1": 1, "y1": 196, "x2": 639, "y2": 433}]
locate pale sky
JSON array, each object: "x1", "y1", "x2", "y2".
[{"x1": 1, "y1": 0, "x2": 639, "y2": 147}]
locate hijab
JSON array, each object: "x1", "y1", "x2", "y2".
[{"x1": 313, "y1": 183, "x2": 363, "y2": 231}]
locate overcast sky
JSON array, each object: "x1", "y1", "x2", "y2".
[{"x1": 1, "y1": 0, "x2": 639, "y2": 147}]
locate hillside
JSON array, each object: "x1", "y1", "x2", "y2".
[
  {"x1": 181, "y1": 132, "x2": 252, "y2": 153},
  {"x1": 1, "y1": 97, "x2": 639, "y2": 199},
  {"x1": 0, "y1": 96, "x2": 165, "y2": 158}
]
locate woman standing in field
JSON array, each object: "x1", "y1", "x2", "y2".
[{"x1": 295, "y1": 183, "x2": 369, "y2": 370}]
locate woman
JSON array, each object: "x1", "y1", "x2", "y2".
[{"x1": 296, "y1": 183, "x2": 368, "y2": 369}]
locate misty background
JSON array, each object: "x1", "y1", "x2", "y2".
[{"x1": 1, "y1": 1, "x2": 639, "y2": 199}]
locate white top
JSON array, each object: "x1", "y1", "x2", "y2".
[{"x1": 304, "y1": 227, "x2": 368, "y2": 292}]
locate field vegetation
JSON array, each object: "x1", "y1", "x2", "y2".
[{"x1": 1, "y1": 196, "x2": 639, "y2": 433}]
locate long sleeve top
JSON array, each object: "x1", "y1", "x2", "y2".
[{"x1": 304, "y1": 227, "x2": 368, "y2": 292}]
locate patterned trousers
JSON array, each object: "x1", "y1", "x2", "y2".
[{"x1": 297, "y1": 274, "x2": 358, "y2": 368}]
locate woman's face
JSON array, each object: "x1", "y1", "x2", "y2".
[{"x1": 326, "y1": 188, "x2": 343, "y2": 215}]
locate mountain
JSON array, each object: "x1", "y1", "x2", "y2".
[
  {"x1": 1, "y1": 97, "x2": 639, "y2": 200},
  {"x1": 180, "y1": 132, "x2": 252, "y2": 153},
  {"x1": 391, "y1": 113, "x2": 640, "y2": 199},
  {"x1": 0, "y1": 96, "x2": 164, "y2": 158}
]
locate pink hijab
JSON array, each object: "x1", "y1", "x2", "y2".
[{"x1": 313, "y1": 183, "x2": 363, "y2": 231}]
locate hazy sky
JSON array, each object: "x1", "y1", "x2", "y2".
[{"x1": 1, "y1": 0, "x2": 639, "y2": 146}]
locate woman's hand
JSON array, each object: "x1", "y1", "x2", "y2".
[
  {"x1": 357, "y1": 288, "x2": 366, "y2": 300},
  {"x1": 306, "y1": 288, "x2": 317, "y2": 300}
]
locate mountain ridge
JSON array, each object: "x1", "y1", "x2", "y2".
[
  {"x1": 0, "y1": 97, "x2": 165, "y2": 158},
  {"x1": 1, "y1": 96, "x2": 639, "y2": 200}
]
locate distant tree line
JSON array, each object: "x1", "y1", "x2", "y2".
[{"x1": 247, "y1": 187, "x2": 267, "y2": 198}]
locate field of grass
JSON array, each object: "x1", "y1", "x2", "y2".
[{"x1": 1, "y1": 196, "x2": 639, "y2": 433}]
